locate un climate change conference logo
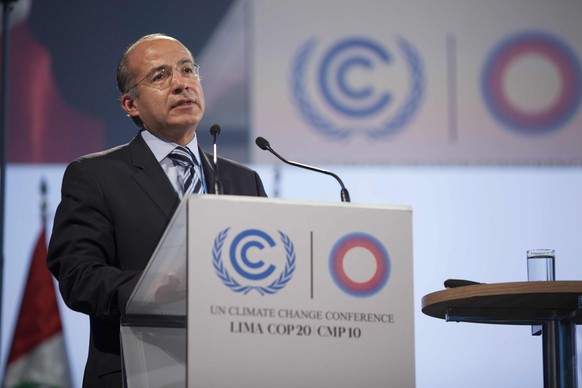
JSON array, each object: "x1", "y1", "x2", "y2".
[
  {"x1": 291, "y1": 36, "x2": 425, "y2": 139},
  {"x1": 482, "y1": 31, "x2": 582, "y2": 134},
  {"x1": 329, "y1": 233, "x2": 391, "y2": 298},
  {"x1": 212, "y1": 228, "x2": 296, "y2": 295}
]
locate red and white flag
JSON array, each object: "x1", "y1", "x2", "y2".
[{"x1": 3, "y1": 228, "x2": 72, "y2": 388}]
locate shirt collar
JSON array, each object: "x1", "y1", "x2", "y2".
[{"x1": 140, "y1": 130, "x2": 202, "y2": 165}]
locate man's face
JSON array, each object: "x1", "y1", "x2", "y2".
[{"x1": 121, "y1": 38, "x2": 205, "y2": 143}]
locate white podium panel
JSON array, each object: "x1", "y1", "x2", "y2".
[
  {"x1": 123, "y1": 196, "x2": 414, "y2": 387},
  {"x1": 187, "y1": 196, "x2": 413, "y2": 387}
]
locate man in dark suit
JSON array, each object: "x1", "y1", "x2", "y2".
[{"x1": 47, "y1": 33, "x2": 266, "y2": 388}]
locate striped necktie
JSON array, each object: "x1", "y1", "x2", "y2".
[{"x1": 168, "y1": 146, "x2": 204, "y2": 196}]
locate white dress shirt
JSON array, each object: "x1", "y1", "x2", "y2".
[{"x1": 141, "y1": 130, "x2": 207, "y2": 197}]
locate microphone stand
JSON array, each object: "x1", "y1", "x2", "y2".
[
  {"x1": 256, "y1": 137, "x2": 351, "y2": 203},
  {"x1": 0, "y1": 0, "x2": 19, "y2": 355},
  {"x1": 210, "y1": 124, "x2": 222, "y2": 194}
]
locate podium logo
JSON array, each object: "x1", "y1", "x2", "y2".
[
  {"x1": 290, "y1": 35, "x2": 425, "y2": 139},
  {"x1": 212, "y1": 228, "x2": 296, "y2": 296},
  {"x1": 329, "y1": 233, "x2": 390, "y2": 298}
]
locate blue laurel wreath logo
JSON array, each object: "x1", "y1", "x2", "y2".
[
  {"x1": 290, "y1": 36, "x2": 425, "y2": 139},
  {"x1": 212, "y1": 228, "x2": 296, "y2": 295}
]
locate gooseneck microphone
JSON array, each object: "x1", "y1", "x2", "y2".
[
  {"x1": 255, "y1": 136, "x2": 351, "y2": 203},
  {"x1": 209, "y1": 124, "x2": 223, "y2": 194}
]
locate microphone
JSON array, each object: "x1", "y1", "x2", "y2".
[
  {"x1": 255, "y1": 136, "x2": 351, "y2": 202},
  {"x1": 209, "y1": 124, "x2": 223, "y2": 194}
]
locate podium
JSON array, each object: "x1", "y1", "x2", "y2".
[{"x1": 120, "y1": 196, "x2": 414, "y2": 387}]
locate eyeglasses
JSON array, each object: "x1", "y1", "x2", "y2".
[{"x1": 126, "y1": 63, "x2": 201, "y2": 92}]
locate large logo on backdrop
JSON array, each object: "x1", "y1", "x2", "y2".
[
  {"x1": 290, "y1": 36, "x2": 425, "y2": 139},
  {"x1": 329, "y1": 233, "x2": 391, "y2": 297},
  {"x1": 482, "y1": 31, "x2": 582, "y2": 134},
  {"x1": 212, "y1": 228, "x2": 296, "y2": 295}
]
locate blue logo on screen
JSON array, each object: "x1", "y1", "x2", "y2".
[
  {"x1": 212, "y1": 228, "x2": 296, "y2": 295},
  {"x1": 290, "y1": 36, "x2": 425, "y2": 139}
]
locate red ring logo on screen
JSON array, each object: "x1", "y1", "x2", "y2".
[
  {"x1": 482, "y1": 31, "x2": 582, "y2": 134},
  {"x1": 329, "y1": 233, "x2": 390, "y2": 297}
]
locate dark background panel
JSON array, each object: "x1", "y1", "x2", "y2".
[{"x1": 26, "y1": 0, "x2": 235, "y2": 154}]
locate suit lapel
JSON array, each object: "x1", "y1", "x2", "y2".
[{"x1": 129, "y1": 133, "x2": 180, "y2": 218}]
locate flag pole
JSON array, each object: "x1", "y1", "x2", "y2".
[
  {"x1": 0, "y1": 0, "x2": 19, "y2": 356},
  {"x1": 40, "y1": 179, "x2": 47, "y2": 226}
]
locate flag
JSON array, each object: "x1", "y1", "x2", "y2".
[{"x1": 3, "y1": 228, "x2": 72, "y2": 388}]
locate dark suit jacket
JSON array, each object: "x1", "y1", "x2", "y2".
[{"x1": 47, "y1": 132, "x2": 267, "y2": 388}]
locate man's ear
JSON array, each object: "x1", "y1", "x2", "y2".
[{"x1": 121, "y1": 93, "x2": 139, "y2": 118}]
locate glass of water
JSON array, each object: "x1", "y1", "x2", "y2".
[
  {"x1": 527, "y1": 249, "x2": 555, "y2": 281},
  {"x1": 526, "y1": 249, "x2": 555, "y2": 336}
]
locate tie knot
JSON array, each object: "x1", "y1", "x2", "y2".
[
  {"x1": 167, "y1": 146, "x2": 204, "y2": 196},
  {"x1": 168, "y1": 146, "x2": 198, "y2": 168}
]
